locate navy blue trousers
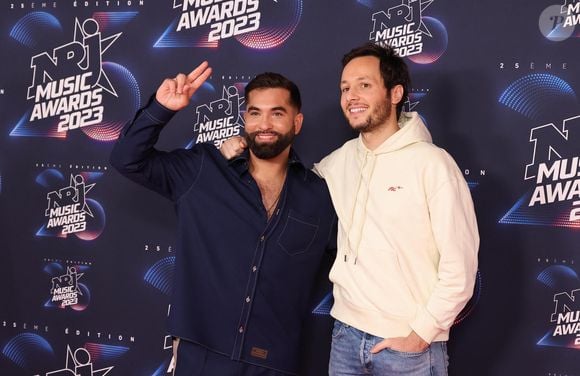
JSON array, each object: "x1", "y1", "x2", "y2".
[{"x1": 174, "y1": 340, "x2": 291, "y2": 376}]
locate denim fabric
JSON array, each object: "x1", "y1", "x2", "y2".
[
  {"x1": 329, "y1": 321, "x2": 448, "y2": 376},
  {"x1": 111, "y1": 97, "x2": 337, "y2": 374},
  {"x1": 174, "y1": 340, "x2": 291, "y2": 376}
]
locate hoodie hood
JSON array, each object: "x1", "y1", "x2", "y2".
[{"x1": 357, "y1": 111, "x2": 432, "y2": 155}]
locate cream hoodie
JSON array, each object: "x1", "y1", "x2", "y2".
[{"x1": 314, "y1": 112, "x2": 479, "y2": 343}]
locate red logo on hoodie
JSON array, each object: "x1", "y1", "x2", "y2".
[{"x1": 387, "y1": 186, "x2": 404, "y2": 192}]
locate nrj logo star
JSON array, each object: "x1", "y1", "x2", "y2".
[
  {"x1": 404, "y1": 89, "x2": 429, "y2": 112},
  {"x1": 26, "y1": 17, "x2": 121, "y2": 134},
  {"x1": 40, "y1": 346, "x2": 113, "y2": 376},
  {"x1": 190, "y1": 85, "x2": 244, "y2": 148}
]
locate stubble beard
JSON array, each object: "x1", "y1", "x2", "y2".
[{"x1": 347, "y1": 101, "x2": 392, "y2": 134}]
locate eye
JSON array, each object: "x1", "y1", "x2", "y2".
[
  {"x1": 273, "y1": 112, "x2": 284, "y2": 117},
  {"x1": 341, "y1": 87, "x2": 349, "y2": 93},
  {"x1": 360, "y1": 82, "x2": 370, "y2": 89}
]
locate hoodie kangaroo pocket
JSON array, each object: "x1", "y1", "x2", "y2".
[{"x1": 345, "y1": 246, "x2": 416, "y2": 318}]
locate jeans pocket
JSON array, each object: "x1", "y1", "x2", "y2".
[
  {"x1": 331, "y1": 321, "x2": 347, "y2": 339},
  {"x1": 374, "y1": 345, "x2": 434, "y2": 376},
  {"x1": 277, "y1": 209, "x2": 319, "y2": 256},
  {"x1": 384, "y1": 346, "x2": 430, "y2": 357}
]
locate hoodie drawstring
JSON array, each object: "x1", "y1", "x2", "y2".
[{"x1": 345, "y1": 150, "x2": 377, "y2": 265}]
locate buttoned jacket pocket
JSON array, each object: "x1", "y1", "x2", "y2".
[{"x1": 277, "y1": 209, "x2": 319, "y2": 256}]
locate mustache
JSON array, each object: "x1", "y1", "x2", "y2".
[{"x1": 246, "y1": 130, "x2": 282, "y2": 137}]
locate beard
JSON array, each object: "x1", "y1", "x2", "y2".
[
  {"x1": 244, "y1": 128, "x2": 295, "y2": 159},
  {"x1": 346, "y1": 100, "x2": 392, "y2": 134}
]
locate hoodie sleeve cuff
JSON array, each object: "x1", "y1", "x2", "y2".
[{"x1": 410, "y1": 307, "x2": 442, "y2": 344}]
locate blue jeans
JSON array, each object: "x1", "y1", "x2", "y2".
[{"x1": 329, "y1": 320, "x2": 449, "y2": 376}]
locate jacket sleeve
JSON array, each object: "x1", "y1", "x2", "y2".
[
  {"x1": 410, "y1": 151, "x2": 480, "y2": 343},
  {"x1": 109, "y1": 95, "x2": 204, "y2": 201}
]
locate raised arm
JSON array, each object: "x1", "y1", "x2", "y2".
[{"x1": 110, "y1": 62, "x2": 212, "y2": 201}]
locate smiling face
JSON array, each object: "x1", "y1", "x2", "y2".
[
  {"x1": 243, "y1": 87, "x2": 303, "y2": 160},
  {"x1": 340, "y1": 55, "x2": 392, "y2": 134}
]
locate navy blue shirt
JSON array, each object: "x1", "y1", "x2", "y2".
[{"x1": 110, "y1": 98, "x2": 336, "y2": 374}]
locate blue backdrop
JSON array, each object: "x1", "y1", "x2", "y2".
[{"x1": 1, "y1": 1, "x2": 579, "y2": 375}]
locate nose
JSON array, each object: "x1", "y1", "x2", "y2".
[
  {"x1": 256, "y1": 114, "x2": 272, "y2": 130},
  {"x1": 344, "y1": 88, "x2": 359, "y2": 103}
]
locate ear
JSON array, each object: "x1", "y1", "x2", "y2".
[
  {"x1": 390, "y1": 84, "x2": 404, "y2": 106},
  {"x1": 294, "y1": 113, "x2": 304, "y2": 135}
]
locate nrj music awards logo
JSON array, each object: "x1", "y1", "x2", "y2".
[
  {"x1": 36, "y1": 170, "x2": 106, "y2": 240},
  {"x1": 498, "y1": 73, "x2": 579, "y2": 228},
  {"x1": 537, "y1": 265, "x2": 580, "y2": 350},
  {"x1": 45, "y1": 175, "x2": 95, "y2": 236},
  {"x1": 155, "y1": 0, "x2": 302, "y2": 48},
  {"x1": 47, "y1": 265, "x2": 89, "y2": 310},
  {"x1": 500, "y1": 115, "x2": 580, "y2": 228},
  {"x1": 10, "y1": 13, "x2": 141, "y2": 141},
  {"x1": 539, "y1": 0, "x2": 580, "y2": 42},
  {"x1": 28, "y1": 18, "x2": 119, "y2": 134},
  {"x1": 188, "y1": 83, "x2": 245, "y2": 148},
  {"x1": 363, "y1": 0, "x2": 447, "y2": 64},
  {"x1": 175, "y1": 0, "x2": 261, "y2": 41},
  {"x1": 547, "y1": 289, "x2": 580, "y2": 348},
  {"x1": 524, "y1": 116, "x2": 580, "y2": 223}
]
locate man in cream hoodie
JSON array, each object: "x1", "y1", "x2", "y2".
[{"x1": 314, "y1": 43, "x2": 479, "y2": 375}]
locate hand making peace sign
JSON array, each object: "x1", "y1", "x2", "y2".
[{"x1": 155, "y1": 61, "x2": 213, "y2": 111}]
